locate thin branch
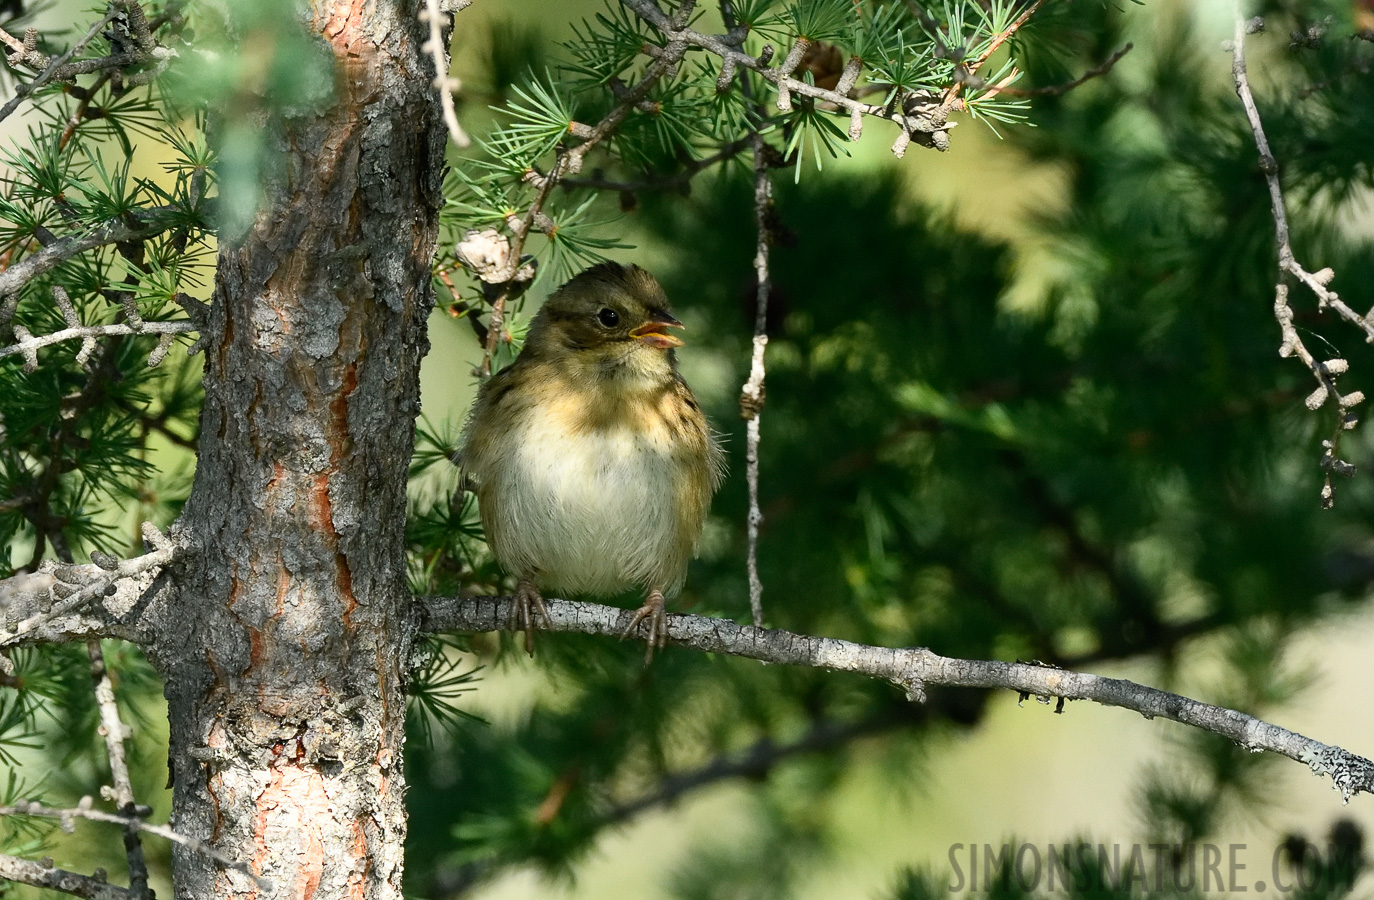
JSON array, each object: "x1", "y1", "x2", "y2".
[
  {"x1": 10, "y1": 328, "x2": 125, "y2": 568},
  {"x1": 938, "y1": 0, "x2": 1043, "y2": 114},
  {"x1": 0, "y1": 798, "x2": 272, "y2": 892},
  {"x1": 420, "y1": 0, "x2": 472, "y2": 149},
  {"x1": 0, "y1": 320, "x2": 196, "y2": 367},
  {"x1": 0, "y1": 852, "x2": 139, "y2": 900},
  {"x1": 419, "y1": 595, "x2": 1374, "y2": 803},
  {"x1": 561, "y1": 135, "x2": 752, "y2": 194},
  {"x1": 87, "y1": 641, "x2": 149, "y2": 897},
  {"x1": 1230, "y1": 8, "x2": 1370, "y2": 507},
  {"x1": 0, "y1": 26, "x2": 32, "y2": 58},
  {"x1": 432, "y1": 708, "x2": 918, "y2": 896},
  {"x1": 740, "y1": 136, "x2": 770, "y2": 628},
  {"x1": 0, "y1": 1, "x2": 177, "y2": 126},
  {"x1": 1002, "y1": 43, "x2": 1133, "y2": 97},
  {"x1": 0, "y1": 6, "x2": 126, "y2": 124}
]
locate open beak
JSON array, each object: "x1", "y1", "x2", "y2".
[{"x1": 629, "y1": 311, "x2": 685, "y2": 350}]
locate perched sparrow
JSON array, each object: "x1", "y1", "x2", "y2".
[{"x1": 460, "y1": 263, "x2": 725, "y2": 658}]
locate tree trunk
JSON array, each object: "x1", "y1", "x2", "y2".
[{"x1": 150, "y1": 2, "x2": 444, "y2": 897}]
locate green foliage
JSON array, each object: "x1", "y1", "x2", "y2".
[
  {"x1": 442, "y1": 0, "x2": 1037, "y2": 344},
  {"x1": 402, "y1": 1, "x2": 1374, "y2": 895},
  {"x1": 783, "y1": 0, "x2": 853, "y2": 44},
  {"x1": 0, "y1": 108, "x2": 211, "y2": 569},
  {"x1": 4, "y1": 0, "x2": 1374, "y2": 897},
  {"x1": 408, "y1": 635, "x2": 484, "y2": 744}
]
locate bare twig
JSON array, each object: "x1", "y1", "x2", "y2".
[
  {"x1": 419, "y1": 594, "x2": 1374, "y2": 803},
  {"x1": 0, "y1": 798, "x2": 272, "y2": 892},
  {"x1": 0, "y1": 26, "x2": 33, "y2": 58},
  {"x1": 1002, "y1": 43, "x2": 1133, "y2": 97},
  {"x1": 561, "y1": 135, "x2": 753, "y2": 194},
  {"x1": 717, "y1": 0, "x2": 770, "y2": 627},
  {"x1": 87, "y1": 641, "x2": 148, "y2": 896},
  {"x1": 1230, "y1": 8, "x2": 1371, "y2": 507},
  {"x1": 0, "y1": 852, "x2": 139, "y2": 900},
  {"x1": 420, "y1": 0, "x2": 471, "y2": 149},
  {"x1": 740, "y1": 137, "x2": 771, "y2": 628},
  {"x1": 600, "y1": 712, "x2": 907, "y2": 826}
]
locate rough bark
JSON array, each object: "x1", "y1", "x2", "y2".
[{"x1": 149, "y1": 2, "x2": 445, "y2": 898}]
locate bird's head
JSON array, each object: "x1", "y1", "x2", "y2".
[{"x1": 523, "y1": 263, "x2": 686, "y2": 379}]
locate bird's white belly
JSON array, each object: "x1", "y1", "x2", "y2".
[{"x1": 487, "y1": 408, "x2": 685, "y2": 596}]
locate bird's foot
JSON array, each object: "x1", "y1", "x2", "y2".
[
  {"x1": 621, "y1": 590, "x2": 669, "y2": 664},
  {"x1": 510, "y1": 577, "x2": 550, "y2": 656}
]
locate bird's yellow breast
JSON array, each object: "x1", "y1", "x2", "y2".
[{"x1": 466, "y1": 366, "x2": 716, "y2": 598}]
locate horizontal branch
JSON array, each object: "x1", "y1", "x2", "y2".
[
  {"x1": 0, "y1": 525, "x2": 174, "y2": 648},
  {"x1": 1, "y1": 320, "x2": 196, "y2": 362},
  {"x1": 0, "y1": 798, "x2": 271, "y2": 892},
  {"x1": 0, "y1": 852, "x2": 138, "y2": 900},
  {"x1": 419, "y1": 595, "x2": 1374, "y2": 802}
]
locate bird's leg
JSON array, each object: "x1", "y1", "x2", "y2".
[
  {"x1": 621, "y1": 589, "x2": 669, "y2": 664},
  {"x1": 510, "y1": 576, "x2": 549, "y2": 656}
]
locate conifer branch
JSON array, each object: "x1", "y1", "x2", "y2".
[
  {"x1": 0, "y1": 320, "x2": 197, "y2": 369},
  {"x1": 1230, "y1": 9, "x2": 1370, "y2": 507},
  {"x1": 0, "y1": 9, "x2": 120, "y2": 122},
  {"x1": 473, "y1": 2, "x2": 698, "y2": 375},
  {"x1": 0, "y1": 852, "x2": 140, "y2": 900},
  {"x1": 936, "y1": 0, "x2": 1043, "y2": 115},
  {"x1": 619, "y1": 0, "x2": 954, "y2": 151},
  {"x1": 419, "y1": 594, "x2": 1374, "y2": 803},
  {"x1": 0, "y1": 2, "x2": 175, "y2": 125}
]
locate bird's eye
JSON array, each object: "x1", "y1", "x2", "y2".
[{"x1": 597, "y1": 307, "x2": 620, "y2": 327}]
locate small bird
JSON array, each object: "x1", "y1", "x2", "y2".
[{"x1": 460, "y1": 262, "x2": 725, "y2": 659}]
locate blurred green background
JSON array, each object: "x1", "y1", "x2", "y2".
[
  {"x1": 412, "y1": 0, "x2": 1374, "y2": 897},
  {"x1": 4, "y1": 0, "x2": 1374, "y2": 898}
]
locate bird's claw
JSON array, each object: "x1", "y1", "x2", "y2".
[
  {"x1": 510, "y1": 577, "x2": 550, "y2": 656},
  {"x1": 620, "y1": 590, "x2": 669, "y2": 664}
]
